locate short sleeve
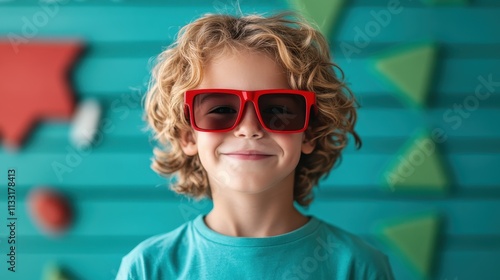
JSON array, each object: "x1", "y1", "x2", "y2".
[
  {"x1": 115, "y1": 251, "x2": 147, "y2": 280},
  {"x1": 369, "y1": 254, "x2": 395, "y2": 280}
]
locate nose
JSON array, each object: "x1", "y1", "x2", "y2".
[{"x1": 233, "y1": 103, "x2": 264, "y2": 139}]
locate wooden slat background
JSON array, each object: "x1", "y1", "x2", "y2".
[{"x1": 0, "y1": 0, "x2": 499, "y2": 279}]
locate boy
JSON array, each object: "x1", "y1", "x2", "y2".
[{"x1": 116, "y1": 12, "x2": 394, "y2": 280}]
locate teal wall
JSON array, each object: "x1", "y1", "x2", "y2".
[{"x1": 0, "y1": 0, "x2": 499, "y2": 279}]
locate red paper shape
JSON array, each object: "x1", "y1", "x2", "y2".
[
  {"x1": 0, "y1": 41, "x2": 82, "y2": 149},
  {"x1": 28, "y1": 187, "x2": 73, "y2": 234}
]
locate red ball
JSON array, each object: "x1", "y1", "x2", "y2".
[{"x1": 28, "y1": 188, "x2": 72, "y2": 234}]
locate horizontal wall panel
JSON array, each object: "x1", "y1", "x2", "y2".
[
  {"x1": 0, "y1": 6, "x2": 280, "y2": 41},
  {"x1": 7, "y1": 234, "x2": 500, "y2": 255},
  {"x1": 332, "y1": 43, "x2": 500, "y2": 60},
  {"x1": 2, "y1": 108, "x2": 498, "y2": 143},
  {"x1": 352, "y1": 0, "x2": 500, "y2": 6},
  {"x1": 337, "y1": 7, "x2": 500, "y2": 44},
  {"x1": 387, "y1": 250, "x2": 500, "y2": 280},
  {"x1": 435, "y1": 250, "x2": 500, "y2": 280},
  {"x1": 0, "y1": 254, "x2": 124, "y2": 280},
  {"x1": 4, "y1": 39, "x2": 492, "y2": 62},
  {"x1": 310, "y1": 201, "x2": 500, "y2": 236},
  {"x1": 4, "y1": 134, "x2": 500, "y2": 155},
  {"x1": 58, "y1": 41, "x2": 500, "y2": 60},
  {"x1": 1, "y1": 154, "x2": 498, "y2": 187},
  {"x1": 69, "y1": 57, "x2": 500, "y2": 96},
  {"x1": 1, "y1": 7, "x2": 499, "y2": 43},
  {"x1": 2, "y1": 183, "x2": 499, "y2": 203},
  {"x1": 1, "y1": 0, "x2": 500, "y2": 7},
  {"x1": 1, "y1": 200, "x2": 498, "y2": 236}
]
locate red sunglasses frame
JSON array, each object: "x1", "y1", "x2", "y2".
[{"x1": 184, "y1": 89, "x2": 317, "y2": 133}]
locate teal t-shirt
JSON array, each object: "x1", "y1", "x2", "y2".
[{"x1": 116, "y1": 214, "x2": 394, "y2": 280}]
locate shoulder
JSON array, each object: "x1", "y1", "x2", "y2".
[
  {"x1": 133, "y1": 221, "x2": 192, "y2": 254},
  {"x1": 315, "y1": 217, "x2": 395, "y2": 280},
  {"x1": 317, "y1": 219, "x2": 384, "y2": 261},
  {"x1": 115, "y1": 219, "x2": 194, "y2": 280}
]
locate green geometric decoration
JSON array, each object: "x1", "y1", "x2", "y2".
[
  {"x1": 374, "y1": 43, "x2": 437, "y2": 107},
  {"x1": 382, "y1": 130, "x2": 449, "y2": 193},
  {"x1": 288, "y1": 0, "x2": 346, "y2": 39},
  {"x1": 43, "y1": 262, "x2": 71, "y2": 280},
  {"x1": 421, "y1": 0, "x2": 468, "y2": 5},
  {"x1": 377, "y1": 212, "x2": 440, "y2": 278}
]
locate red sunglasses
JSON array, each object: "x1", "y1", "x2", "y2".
[{"x1": 184, "y1": 89, "x2": 317, "y2": 133}]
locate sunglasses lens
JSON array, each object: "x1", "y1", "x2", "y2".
[
  {"x1": 258, "y1": 94, "x2": 306, "y2": 131},
  {"x1": 193, "y1": 93, "x2": 240, "y2": 130}
]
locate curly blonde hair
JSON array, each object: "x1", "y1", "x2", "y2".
[{"x1": 144, "y1": 12, "x2": 362, "y2": 207}]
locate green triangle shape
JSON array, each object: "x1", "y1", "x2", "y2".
[
  {"x1": 421, "y1": 0, "x2": 468, "y2": 6},
  {"x1": 289, "y1": 0, "x2": 346, "y2": 39},
  {"x1": 382, "y1": 131, "x2": 449, "y2": 193},
  {"x1": 379, "y1": 213, "x2": 440, "y2": 277},
  {"x1": 43, "y1": 263, "x2": 71, "y2": 280},
  {"x1": 375, "y1": 43, "x2": 437, "y2": 107}
]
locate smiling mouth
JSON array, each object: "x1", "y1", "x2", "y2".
[{"x1": 223, "y1": 153, "x2": 273, "y2": 160}]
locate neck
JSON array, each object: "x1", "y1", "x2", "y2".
[{"x1": 203, "y1": 176, "x2": 309, "y2": 237}]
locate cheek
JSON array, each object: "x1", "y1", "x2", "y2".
[
  {"x1": 278, "y1": 135, "x2": 304, "y2": 159},
  {"x1": 196, "y1": 133, "x2": 222, "y2": 161}
]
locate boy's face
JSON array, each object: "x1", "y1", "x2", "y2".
[{"x1": 180, "y1": 49, "x2": 315, "y2": 195}]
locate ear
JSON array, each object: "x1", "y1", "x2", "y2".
[
  {"x1": 180, "y1": 129, "x2": 198, "y2": 156},
  {"x1": 301, "y1": 128, "x2": 316, "y2": 155}
]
